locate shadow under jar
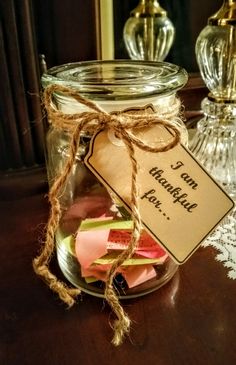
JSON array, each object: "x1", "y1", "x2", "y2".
[{"x1": 41, "y1": 60, "x2": 188, "y2": 299}]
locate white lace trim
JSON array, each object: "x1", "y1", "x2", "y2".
[{"x1": 202, "y1": 208, "x2": 236, "y2": 279}]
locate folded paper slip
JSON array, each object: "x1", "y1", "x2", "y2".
[
  {"x1": 75, "y1": 217, "x2": 167, "y2": 268},
  {"x1": 82, "y1": 264, "x2": 157, "y2": 288},
  {"x1": 61, "y1": 235, "x2": 167, "y2": 266}
]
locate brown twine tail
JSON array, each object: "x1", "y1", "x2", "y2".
[
  {"x1": 106, "y1": 283, "x2": 131, "y2": 346},
  {"x1": 105, "y1": 129, "x2": 142, "y2": 346},
  {"x1": 33, "y1": 197, "x2": 80, "y2": 307},
  {"x1": 33, "y1": 260, "x2": 80, "y2": 307},
  {"x1": 33, "y1": 122, "x2": 88, "y2": 307},
  {"x1": 39, "y1": 84, "x2": 182, "y2": 342}
]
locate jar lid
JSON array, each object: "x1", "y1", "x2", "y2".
[{"x1": 41, "y1": 60, "x2": 188, "y2": 101}]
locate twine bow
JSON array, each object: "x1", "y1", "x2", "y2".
[{"x1": 33, "y1": 84, "x2": 181, "y2": 346}]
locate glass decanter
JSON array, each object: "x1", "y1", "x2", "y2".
[
  {"x1": 123, "y1": 0, "x2": 175, "y2": 61},
  {"x1": 190, "y1": 0, "x2": 236, "y2": 200}
]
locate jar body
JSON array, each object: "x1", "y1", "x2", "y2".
[{"x1": 42, "y1": 61, "x2": 188, "y2": 298}]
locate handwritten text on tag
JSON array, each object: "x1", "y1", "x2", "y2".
[{"x1": 85, "y1": 125, "x2": 234, "y2": 264}]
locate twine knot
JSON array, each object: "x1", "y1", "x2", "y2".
[{"x1": 34, "y1": 84, "x2": 183, "y2": 346}]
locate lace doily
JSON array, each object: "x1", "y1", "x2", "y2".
[{"x1": 202, "y1": 208, "x2": 236, "y2": 279}]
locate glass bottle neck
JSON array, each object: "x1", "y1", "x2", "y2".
[
  {"x1": 140, "y1": 0, "x2": 159, "y2": 5},
  {"x1": 201, "y1": 97, "x2": 236, "y2": 123},
  {"x1": 224, "y1": 0, "x2": 236, "y2": 6},
  {"x1": 209, "y1": 0, "x2": 236, "y2": 25},
  {"x1": 132, "y1": 0, "x2": 166, "y2": 17}
]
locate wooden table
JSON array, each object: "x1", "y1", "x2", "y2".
[{"x1": 0, "y1": 169, "x2": 236, "y2": 365}]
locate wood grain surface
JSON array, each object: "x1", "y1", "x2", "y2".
[{"x1": 0, "y1": 173, "x2": 235, "y2": 365}]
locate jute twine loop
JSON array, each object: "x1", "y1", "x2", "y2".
[{"x1": 33, "y1": 84, "x2": 181, "y2": 345}]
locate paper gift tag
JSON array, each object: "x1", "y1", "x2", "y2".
[{"x1": 84, "y1": 125, "x2": 235, "y2": 264}]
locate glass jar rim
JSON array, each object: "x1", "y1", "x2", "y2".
[{"x1": 41, "y1": 60, "x2": 188, "y2": 101}]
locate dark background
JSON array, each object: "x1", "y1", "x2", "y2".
[
  {"x1": 113, "y1": 0, "x2": 222, "y2": 72},
  {"x1": 0, "y1": 0, "x2": 222, "y2": 172},
  {"x1": 32, "y1": 0, "x2": 223, "y2": 71}
]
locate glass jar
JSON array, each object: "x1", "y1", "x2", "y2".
[{"x1": 42, "y1": 60, "x2": 188, "y2": 299}]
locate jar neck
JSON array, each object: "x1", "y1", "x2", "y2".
[{"x1": 55, "y1": 92, "x2": 176, "y2": 115}]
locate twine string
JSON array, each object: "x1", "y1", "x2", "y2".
[
  {"x1": 33, "y1": 84, "x2": 181, "y2": 345},
  {"x1": 104, "y1": 128, "x2": 143, "y2": 346}
]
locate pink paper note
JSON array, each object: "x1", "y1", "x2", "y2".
[
  {"x1": 123, "y1": 265, "x2": 156, "y2": 288},
  {"x1": 75, "y1": 230, "x2": 109, "y2": 268},
  {"x1": 136, "y1": 251, "x2": 168, "y2": 260},
  {"x1": 63, "y1": 194, "x2": 112, "y2": 220}
]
